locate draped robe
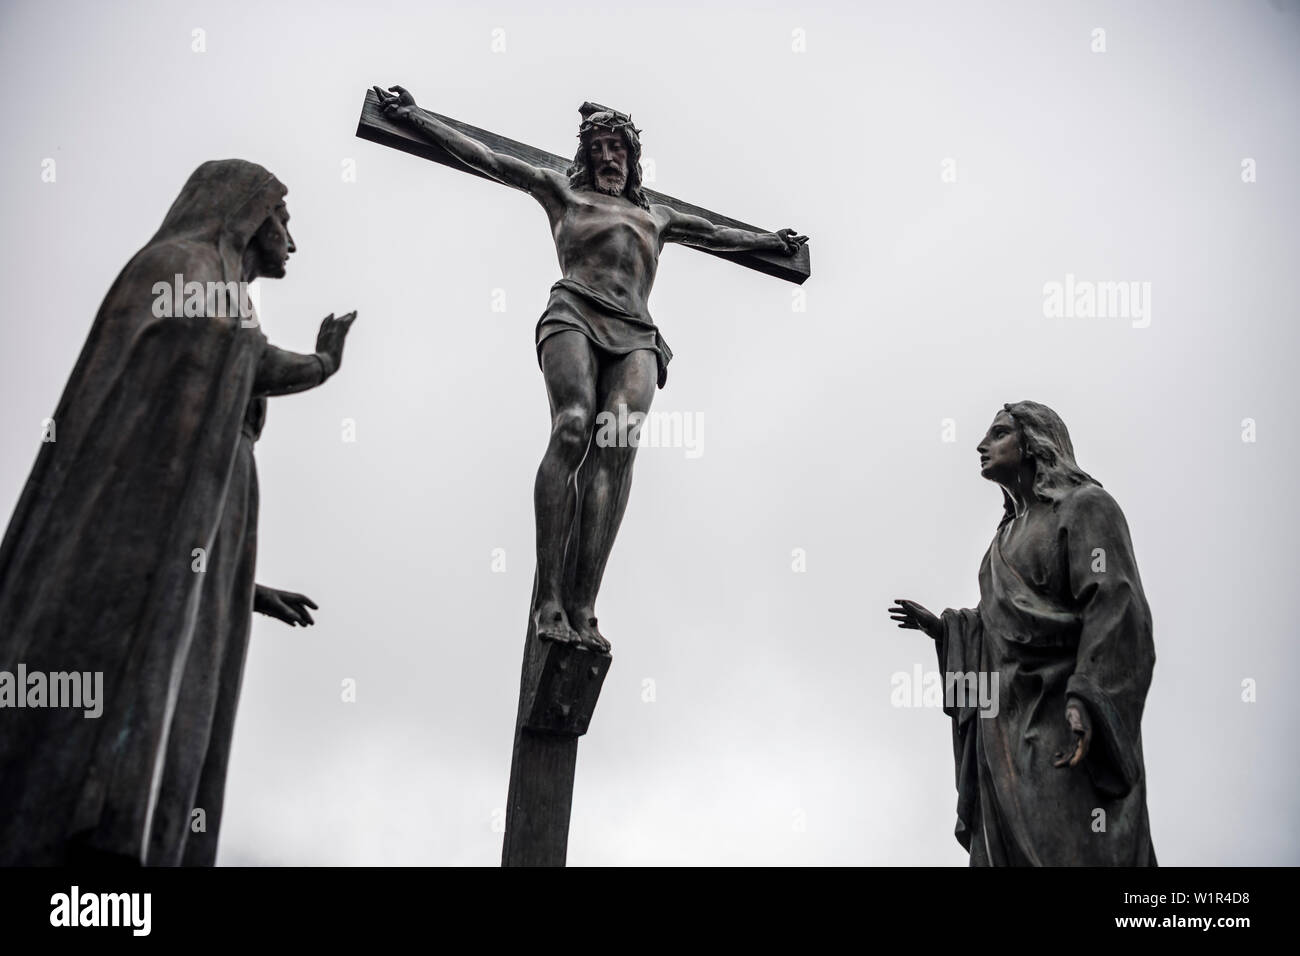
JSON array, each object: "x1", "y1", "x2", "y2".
[
  {"x1": 147, "y1": 346, "x2": 326, "y2": 867},
  {"x1": 0, "y1": 160, "x2": 324, "y2": 865},
  {"x1": 936, "y1": 484, "x2": 1157, "y2": 866}
]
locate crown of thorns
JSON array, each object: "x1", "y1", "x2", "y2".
[{"x1": 577, "y1": 102, "x2": 641, "y2": 138}]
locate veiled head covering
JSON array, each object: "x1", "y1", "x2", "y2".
[{"x1": 151, "y1": 159, "x2": 288, "y2": 282}]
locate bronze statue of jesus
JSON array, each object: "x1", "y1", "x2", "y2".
[{"x1": 375, "y1": 86, "x2": 806, "y2": 652}]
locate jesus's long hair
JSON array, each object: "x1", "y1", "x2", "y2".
[
  {"x1": 567, "y1": 118, "x2": 651, "y2": 210},
  {"x1": 1000, "y1": 400, "x2": 1100, "y2": 521}
]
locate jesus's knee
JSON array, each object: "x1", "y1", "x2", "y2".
[{"x1": 549, "y1": 405, "x2": 594, "y2": 465}]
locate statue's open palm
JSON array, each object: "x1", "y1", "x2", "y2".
[
  {"x1": 888, "y1": 598, "x2": 942, "y2": 640},
  {"x1": 316, "y1": 311, "x2": 357, "y2": 375}
]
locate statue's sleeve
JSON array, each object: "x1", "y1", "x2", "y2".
[
  {"x1": 254, "y1": 344, "x2": 329, "y2": 396},
  {"x1": 1061, "y1": 486, "x2": 1155, "y2": 797},
  {"x1": 937, "y1": 605, "x2": 982, "y2": 851}
]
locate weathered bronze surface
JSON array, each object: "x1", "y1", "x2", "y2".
[
  {"x1": 889, "y1": 402, "x2": 1156, "y2": 866},
  {"x1": 364, "y1": 85, "x2": 806, "y2": 866},
  {"x1": 0, "y1": 160, "x2": 357, "y2": 865}
]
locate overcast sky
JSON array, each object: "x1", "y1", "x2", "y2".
[{"x1": 1, "y1": 0, "x2": 1297, "y2": 865}]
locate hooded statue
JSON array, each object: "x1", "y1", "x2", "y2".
[{"x1": 0, "y1": 159, "x2": 352, "y2": 865}]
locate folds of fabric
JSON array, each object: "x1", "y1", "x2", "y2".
[
  {"x1": 936, "y1": 486, "x2": 1156, "y2": 866},
  {"x1": 535, "y1": 277, "x2": 672, "y2": 388},
  {"x1": 0, "y1": 161, "x2": 285, "y2": 864}
]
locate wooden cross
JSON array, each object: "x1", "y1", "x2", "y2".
[{"x1": 356, "y1": 89, "x2": 810, "y2": 866}]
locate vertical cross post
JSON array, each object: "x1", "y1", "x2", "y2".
[{"x1": 501, "y1": 577, "x2": 610, "y2": 866}]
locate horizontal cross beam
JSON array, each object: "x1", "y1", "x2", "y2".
[{"x1": 356, "y1": 90, "x2": 810, "y2": 284}]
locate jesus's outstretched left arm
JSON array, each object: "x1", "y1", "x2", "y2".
[{"x1": 657, "y1": 206, "x2": 807, "y2": 255}]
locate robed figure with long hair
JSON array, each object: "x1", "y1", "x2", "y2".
[{"x1": 889, "y1": 401, "x2": 1157, "y2": 866}]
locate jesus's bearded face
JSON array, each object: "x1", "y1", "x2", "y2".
[{"x1": 587, "y1": 130, "x2": 629, "y2": 196}]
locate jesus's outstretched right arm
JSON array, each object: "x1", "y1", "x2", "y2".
[{"x1": 373, "y1": 85, "x2": 565, "y2": 205}]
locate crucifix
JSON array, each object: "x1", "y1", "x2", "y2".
[{"x1": 357, "y1": 86, "x2": 809, "y2": 866}]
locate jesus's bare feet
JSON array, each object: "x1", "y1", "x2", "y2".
[
  {"x1": 567, "y1": 607, "x2": 611, "y2": 654},
  {"x1": 534, "y1": 600, "x2": 579, "y2": 645}
]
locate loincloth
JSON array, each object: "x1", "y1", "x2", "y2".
[{"x1": 535, "y1": 278, "x2": 673, "y2": 388}]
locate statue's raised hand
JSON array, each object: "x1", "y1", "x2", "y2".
[
  {"x1": 1052, "y1": 697, "x2": 1093, "y2": 768},
  {"x1": 776, "y1": 228, "x2": 808, "y2": 256},
  {"x1": 888, "y1": 598, "x2": 942, "y2": 640},
  {"x1": 315, "y1": 311, "x2": 357, "y2": 377},
  {"x1": 254, "y1": 585, "x2": 318, "y2": 627},
  {"x1": 374, "y1": 84, "x2": 417, "y2": 122}
]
